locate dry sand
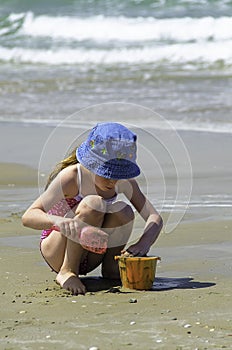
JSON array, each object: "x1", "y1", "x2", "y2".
[{"x1": 0, "y1": 216, "x2": 232, "y2": 350}]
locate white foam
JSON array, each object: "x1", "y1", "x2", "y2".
[
  {"x1": 2, "y1": 12, "x2": 232, "y2": 66},
  {"x1": 0, "y1": 39, "x2": 232, "y2": 65},
  {"x1": 17, "y1": 12, "x2": 232, "y2": 43}
]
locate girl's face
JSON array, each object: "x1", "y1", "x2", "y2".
[{"x1": 94, "y1": 175, "x2": 117, "y2": 191}]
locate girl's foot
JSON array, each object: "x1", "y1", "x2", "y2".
[{"x1": 56, "y1": 271, "x2": 86, "y2": 295}]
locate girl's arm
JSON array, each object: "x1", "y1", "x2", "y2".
[
  {"x1": 22, "y1": 165, "x2": 78, "y2": 231},
  {"x1": 122, "y1": 179, "x2": 163, "y2": 256}
]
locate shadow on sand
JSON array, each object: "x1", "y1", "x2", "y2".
[
  {"x1": 81, "y1": 276, "x2": 216, "y2": 293},
  {"x1": 152, "y1": 277, "x2": 216, "y2": 291}
]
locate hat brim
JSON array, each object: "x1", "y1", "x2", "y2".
[{"x1": 76, "y1": 144, "x2": 140, "y2": 180}]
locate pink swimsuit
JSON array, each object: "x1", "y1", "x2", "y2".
[{"x1": 40, "y1": 196, "x2": 82, "y2": 240}]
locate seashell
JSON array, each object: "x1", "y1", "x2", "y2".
[{"x1": 184, "y1": 324, "x2": 192, "y2": 328}]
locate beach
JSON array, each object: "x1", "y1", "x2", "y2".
[
  {"x1": 0, "y1": 123, "x2": 232, "y2": 349},
  {"x1": 1, "y1": 0, "x2": 232, "y2": 348},
  {"x1": 0, "y1": 214, "x2": 232, "y2": 349}
]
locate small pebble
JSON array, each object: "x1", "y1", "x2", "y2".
[
  {"x1": 19, "y1": 310, "x2": 26, "y2": 314},
  {"x1": 129, "y1": 298, "x2": 137, "y2": 303},
  {"x1": 156, "y1": 339, "x2": 162, "y2": 343},
  {"x1": 89, "y1": 347, "x2": 99, "y2": 350},
  {"x1": 184, "y1": 324, "x2": 192, "y2": 328},
  {"x1": 130, "y1": 321, "x2": 136, "y2": 325}
]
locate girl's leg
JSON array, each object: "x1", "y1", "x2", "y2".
[
  {"x1": 40, "y1": 196, "x2": 134, "y2": 293},
  {"x1": 101, "y1": 201, "x2": 135, "y2": 279},
  {"x1": 56, "y1": 239, "x2": 87, "y2": 295},
  {"x1": 40, "y1": 195, "x2": 106, "y2": 294}
]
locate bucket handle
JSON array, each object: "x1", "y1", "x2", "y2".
[{"x1": 115, "y1": 255, "x2": 161, "y2": 260}]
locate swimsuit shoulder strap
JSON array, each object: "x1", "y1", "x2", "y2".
[{"x1": 75, "y1": 163, "x2": 83, "y2": 199}]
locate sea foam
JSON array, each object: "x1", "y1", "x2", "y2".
[
  {"x1": 0, "y1": 41, "x2": 232, "y2": 65},
  {"x1": 4, "y1": 12, "x2": 232, "y2": 43}
]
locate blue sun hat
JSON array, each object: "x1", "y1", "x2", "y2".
[{"x1": 76, "y1": 122, "x2": 140, "y2": 179}]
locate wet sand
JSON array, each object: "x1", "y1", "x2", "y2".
[
  {"x1": 0, "y1": 216, "x2": 232, "y2": 350},
  {"x1": 1, "y1": 122, "x2": 232, "y2": 349}
]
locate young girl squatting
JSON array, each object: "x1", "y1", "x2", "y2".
[{"x1": 22, "y1": 122, "x2": 163, "y2": 295}]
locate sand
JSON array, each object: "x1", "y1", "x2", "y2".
[
  {"x1": 0, "y1": 215, "x2": 231, "y2": 350},
  {"x1": 0, "y1": 122, "x2": 231, "y2": 349}
]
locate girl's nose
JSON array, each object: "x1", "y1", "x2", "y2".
[{"x1": 109, "y1": 179, "x2": 117, "y2": 184}]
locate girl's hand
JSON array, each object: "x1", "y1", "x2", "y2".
[
  {"x1": 123, "y1": 241, "x2": 150, "y2": 257},
  {"x1": 125, "y1": 226, "x2": 162, "y2": 257},
  {"x1": 51, "y1": 217, "x2": 108, "y2": 254},
  {"x1": 51, "y1": 217, "x2": 80, "y2": 242}
]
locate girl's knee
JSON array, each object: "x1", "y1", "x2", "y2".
[
  {"x1": 77, "y1": 195, "x2": 106, "y2": 213},
  {"x1": 75, "y1": 195, "x2": 106, "y2": 225}
]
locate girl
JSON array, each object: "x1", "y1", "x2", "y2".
[{"x1": 22, "y1": 122, "x2": 163, "y2": 295}]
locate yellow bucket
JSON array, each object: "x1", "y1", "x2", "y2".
[{"x1": 115, "y1": 256, "x2": 160, "y2": 290}]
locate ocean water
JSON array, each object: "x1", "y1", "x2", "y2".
[
  {"x1": 0, "y1": 0, "x2": 232, "y2": 228},
  {"x1": 0, "y1": 0, "x2": 232, "y2": 126}
]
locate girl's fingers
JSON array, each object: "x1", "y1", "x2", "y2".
[
  {"x1": 57, "y1": 219, "x2": 81, "y2": 242},
  {"x1": 64, "y1": 222, "x2": 71, "y2": 236},
  {"x1": 69, "y1": 221, "x2": 76, "y2": 240},
  {"x1": 70, "y1": 222, "x2": 81, "y2": 243},
  {"x1": 58, "y1": 222, "x2": 65, "y2": 234},
  {"x1": 126, "y1": 244, "x2": 149, "y2": 257}
]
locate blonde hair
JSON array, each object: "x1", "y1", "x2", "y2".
[{"x1": 45, "y1": 148, "x2": 78, "y2": 189}]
